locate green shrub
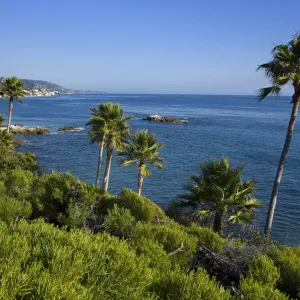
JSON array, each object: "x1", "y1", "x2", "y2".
[
  {"x1": 94, "y1": 192, "x2": 120, "y2": 214},
  {"x1": 129, "y1": 237, "x2": 172, "y2": 274},
  {"x1": 185, "y1": 224, "x2": 227, "y2": 252},
  {"x1": 117, "y1": 188, "x2": 167, "y2": 223},
  {"x1": 129, "y1": 222, "x2": 198, "y2": 268},
  {"x1": 248, "y1": 254, "x2": 280, "y2": 286},
  {"x1": 2, "y1": 169, "x2": 33, "y2": 199},
  {"x1": 30, "y1": 171, "x2": 99, "y2": 228},
  {"x1": 0, "y1": 219, "x2": 155, "y2": 300},
  {"x1": 0, "y1": 196, "x2": 32, "y2": 224},
  {"x1": 0, "y1": 143, "x2": 40, "y2": 174},
  {"x1": 270, "y1": 246, "x2": 300, "y2": 297},
  {"x1": 238, "y1": 277, "x2": 289, "y2": 300},
  {"x1": 151, "y1": 267, "x2": 231, "y2": 300},
  {"x1": 105, "y1": 204, "x2": 135, "y2": 237}
]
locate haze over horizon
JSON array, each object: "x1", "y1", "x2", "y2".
[{"x1": 1, "y1": 0, "x2": 299, "y2": 95}]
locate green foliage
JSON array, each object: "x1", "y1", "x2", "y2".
[
  {"x1": 151, "y1": 267, "x2": 231, "y2": 300},
  {"x1": 30, "y1": 171, "x2": 99, "y2": 228},
  {"x1": 0, "y1": 76, "x2": 26, "y2": 101},
  {"x1": 270, "y1": 246, "x2": 300, "y2": 297},
  {"x1": 0, "y1": 143, "x2": 40, "y2": 174},
  {"x1": 0, "y1": 113, "x2": 4, "y2": 125},
  {"x1": 119, "y1": 129, "x2": 164, "y2": 174},
  {"x1": 105, "y1": 204, "x2": 135, "y2": 237},
  {"x1": 248, "y1": 254, "x2": 280, "y2": 286},
  {"x1": 129, "y1": 222, "x2": 198, "y2": 267},
  {"x1": 257, "y1": 34, "x2": 300, "y2": 101},
  {"x1": 0, "y1": 196, "x2": 32, "y2": 224},
  {"x1": 2, "y1": 169, "x2": 33, "y2": 199},
  {"x1": 0, "y1": 130, "x2": 14, "y2": 149},
  {"x1": 238, "y1": 277, "x2": 289, "y2": 300},
  {"x1": 177, "y1": 157, "x2": 261, "y2": 234},
  {"x1": 117, "y1": 188, "x2": 168, "y2": 223},
  {"x1": 0, "y1": 219, "x2": 154, "y2": 300},
  {"x1": 129, "y1": 237, "x2": 172, "y2": 274},
  {"x1": 185, "y1": 224, "x2": 227, "y2": 252},
  {"x1": 119, "y1": 129, "x2": 164, "y2": 194}
]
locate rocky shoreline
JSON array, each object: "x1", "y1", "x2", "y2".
[
  {"x1": 0, "y1": 125, "x2": 50, "y2": 135},
  {"x1": 143, "y1": 114, "x2": 189, "y2": 124}
]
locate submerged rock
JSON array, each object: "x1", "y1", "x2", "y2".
[
  {"x1": 58, "y1": 126, "x2": 82, "y2": 132},
  {"x1": 143, "y1": 114, "x2": 188, "y2": 124}
]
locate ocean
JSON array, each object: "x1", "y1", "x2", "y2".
[{"x1": 0, "y1": 94, "x2": 299, "y2": 245}]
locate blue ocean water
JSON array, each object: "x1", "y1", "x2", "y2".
[{"x1": 0, "y1": 94, "x2": 299, "y2": 245}]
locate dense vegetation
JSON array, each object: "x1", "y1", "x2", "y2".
[{"x1": 0, "y1": 123, "x2": 300, "y2": 299}]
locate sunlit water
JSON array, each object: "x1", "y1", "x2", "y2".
[{"x1": 0, "y1": 94, "x2": 299, "y2": 245}]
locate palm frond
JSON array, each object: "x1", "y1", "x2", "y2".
[{"x1": 257, "y1": 86, "x2": 281, "y2": 101}]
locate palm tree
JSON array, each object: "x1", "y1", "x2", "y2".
[
  {"x1": 119, "y1": 129, "x2": 164, "y2": 195},
  {"x1": 86, "y1": 104, "x2": 110, "y2": 186},
  {"x1": 177, "y1": 157, "x2": 261, "y2": 235},
  {"x1": 101, "y1": 103, "x2": 132, "y2": 192},
  {"x1": 0, "y1": 77, "x2": 26, "y2": 132},
  {"x1": 257, "y1": 34, "x2": 300, "y2": 236}
]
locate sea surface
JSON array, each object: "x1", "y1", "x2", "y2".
[{"x1": 0, "y1": 94, "x2": 299, "y2": 245}]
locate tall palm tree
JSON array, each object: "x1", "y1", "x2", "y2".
[
  {"x1": 86, "y1": 104, "x2": 110, "y2": 186},
  {"x1": 257, "y1": 34, "x2": 300, "y2": 236},
  {"x1": 101, "y1": 103, "x2": 132, "y2": 192},
  {"x1": 0, "y1": 77, "x2": 26, "y2": 132},
  {"x1": 119, "y1": 129, "x2": 164, "y2": 195},
  {"x1": 177, "y1": 157, "x2": 261, "y2": 234}
]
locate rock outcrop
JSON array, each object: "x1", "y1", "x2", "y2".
[
  {"x1": 58, "y1": 126, "x2": 82, "y2": 132},
  {"x1": 143, "y1": 114, "x2": 188, "y2": 124},
  {"x1": 0, "y1": 125, "x2": 50, "y2": 135}
]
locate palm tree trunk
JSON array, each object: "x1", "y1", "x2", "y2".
[
  {"x1": 102, "y1": 148, "x2": 113, "y2": 192},
  {"x1": 7, "y1": 98, "x2": 13, "y2": 133},
  {"x1": 213, "y1": 212, "x2": 223, "y2": 234},
  {"x1": 95, "y1": 139, "x2": 104, "y2": 186},
  {"x1": 264, "y1": 97, "x2": 300, "y2": 236},
  {"x1": 137, "y1": 165, "x2": 144, "y2": 196}
]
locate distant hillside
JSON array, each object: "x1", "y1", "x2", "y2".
[
  {"x1": 0, "y1": 77, "x2": 104, "y2": 95},
  {"x1": 21, "y1": 79, "x2": 65, "y2": 91},
  {"x1": 0, "y1": 77, "x2": 65, "y2": 91}
]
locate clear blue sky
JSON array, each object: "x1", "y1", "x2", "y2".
[{"x1": 1, "y1": 0, "x2": 299, "y2": 94}]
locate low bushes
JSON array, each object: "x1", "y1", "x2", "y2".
[
  {"x1": 270, "y1": 246, "x2": 300, "y2": 298},
  {"x1": 0, "y1": 196, "x2": 32, "y2": 224},
  {"x1": 185, "y1": 224, "x2": 227, "y2": 252},
  {"x1": 238, "y1": 278, "x2": 289, "y2": 300},
  {"x1": 30, "y1": 171, "x2": 100, "y2": 228},
  {"x1": 129, "y1": 237, "x2": 172, "y2": 274},
  {"x1": 104, "y1": 204, "x2": 135, "y2": 237},
  {"x1": 151, "y1": 267, "x2": 231, "y2": 300},
  {"x1": 117, "y1": 188, "x2": 168, "y2": 223},
  {"x1": 129, "y1": 222, "x2": 198, "y2": 267},
  {"x1": 0, "y1": 219, "x2": 155, "y2": 300},
  {"x1": 247, "y1": 254, "x2": 280, "y2": 286}
]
